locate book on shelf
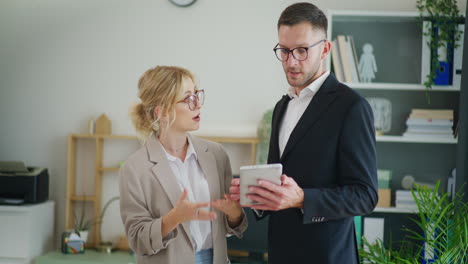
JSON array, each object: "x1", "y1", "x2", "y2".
[
  {"x1": 354, "y1": 216, "x2": 362, "y2": 247},
  {"x1": 336, "y1": 35, "x2": 353, "y2": 82},
  {"x1": 420, "y1": 21, "x2": 457, "y2": 86},
  {"x1": 409, "y1": 109, "x2": 453, "y2": 120},
  {"x1": 403, "y1": 108, "x2": 455, "y2": 139},
  {"x1": 405, "y1": 127, "x2": 453, "y2": 134},
  {"x1": 331, "y1": 39, "x2": 345, "y2": 82},
  {"x1": 433, "y1": 25, "x2": 453, "y2": 85},
  {"x1": 406, "y1": 124, "x2": 452, "y2": 131},
  {"x1": 377, "y1": 169, "x2": 392, "y2": 189},
  {"x1": 363, "y1": 217, "x2": 384, "y2": 247},
  {"x1": 349, "y1": 36, "x2": 361, "y2": 82},
  {"x1": 406, "y1": 118, "x2": 453, "y2": 126},
  {"x1": 395, "y1": 190, "x2": 418, "y2": 209},
  {"x1": 454, "y1": 120, "x2": 460, "y2": 138},
  {"x1": 453, "y1": 24, "x2": 465, "y2": 89},
  {"x1": 345, "y1": 36, "x2": 360, "y2": 82},
  {"x1": 395, "y1": 190, "x2": 414, "y2": 199},
  {"x1": 402, "y1": 132, "x2": 455, "y2": 139},
  {"x1": 421, "y1": 21, "x2": 431, "y2": 84},
  {"x1": 336, "y1": 35, "x2": 360, "y2": 83}
]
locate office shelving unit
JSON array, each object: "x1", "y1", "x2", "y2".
[{"x1": 65, "y1": 133, "x2": 258, "y2": 248}]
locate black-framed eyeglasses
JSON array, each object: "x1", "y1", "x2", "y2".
[
  {"x1": 176, "y1": 89, "x2": 205, "y2": 111},
  {"x1": 273, "y1": 39, "x2": 326, "y2": 62}
]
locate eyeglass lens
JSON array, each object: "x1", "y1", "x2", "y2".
[
  {"x1": 188, "y1": 90, "x2": 205, "y2": 110},
  {"x1": 276, "y1": 48, "x2": 308, "y2": 61}
]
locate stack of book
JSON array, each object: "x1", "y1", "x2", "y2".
[
  {"x1": 331, "y1": 35, "x2": 360, "y2": 83},
  {"x1": 395, "y1": 190, "x2": 418, "y2": 210},
  {"x1": 402, "y1": 109, "x2": 454, "y2": 139}
]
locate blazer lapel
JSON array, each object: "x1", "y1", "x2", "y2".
[
  {"x1": 146, "y1": 136, "x2": 195, "y2": 249},
  {"x1": 269, "y1": 95, "x2": 291, "y2": 163},
  {"x1": 190, "y1": 135, "x2": 221, "y2": 241},
  {"x1": 281, "y1": 75, "x2": 339, "y2": 161}
]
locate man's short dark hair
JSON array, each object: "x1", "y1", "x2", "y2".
[{"x1": 277, "y1": 2, "x2": 328, "y2": 36}]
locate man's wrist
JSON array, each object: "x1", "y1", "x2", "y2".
[
  {"x1": 227, "y1": 210, "x2": 242, "y2": 226},
  {"x1": 295, "y1": 188, "x2": 305, "y2": 208}
]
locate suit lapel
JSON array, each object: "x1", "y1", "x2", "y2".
[
  {"x1": 190, "y1": 135, "x2": 221, "y2": 241},
  {"x1": 281, "y1": 75, "x2": 339, "y2": 161},
  {"x1": 269, "y1": 95, "x2": 291, "y2": 163},
  {"x1": 146, "y1": 136, "x2": 195, "y2": 249}
]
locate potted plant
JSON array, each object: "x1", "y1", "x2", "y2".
[
  {"x1": 73, "y1": 199, "x2": 94, "y2": 243},
  {"x1": 359, "y1": 181, "x2": 467, "y2": 263},
  {"x1": 416, "y1": 0, "x2": 464, "y2": 102},
  {"x1": 256, "y1": 108, "x2": 273, "y2": 164},
  {"x1": 73, "y1": 196, "x2": 120, "y2": 248},
  {"x1": 96, "y1": 196, "x2": 120, "y2": 253},
  {"x1": 401, "y1": 182, "x2": 467, "y2": 263}
]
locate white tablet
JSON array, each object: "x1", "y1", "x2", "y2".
[{"x1": 239, "y1": 163, "x2": 282, "y2": 205}]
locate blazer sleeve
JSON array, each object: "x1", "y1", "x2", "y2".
[
  {"x1": 119, "y1": 161, "x2": 178, "y2": 255},
  {"x1": 302, "y1": 97, "x2": 378, "y2": 224},
  {"x1": 218, "y1": 144, "x2": 248, "y2": 237}
]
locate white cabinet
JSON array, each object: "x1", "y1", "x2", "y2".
[{"x1": 0, "y1": 201, "x2": 54, "y2": 264}]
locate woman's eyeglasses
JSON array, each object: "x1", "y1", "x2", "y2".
[{"x1": 176, "y1": 89, "x2": 205, "y2": 111}]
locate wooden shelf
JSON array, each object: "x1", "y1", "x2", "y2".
[
  {"x1": 66, "y1": 133, "x2": 259, "y2": 248},
  {"x1": 71, "y1": 195, "x2": 96, "y2": 202},
  {"x1": 200, "y1": 136, "x2": 259, "y2": 144},
  {"x1": 373, "y1": 207, "x2": 418, "y2": 214},
  {"x1": 199, "y1": 136, "x2": 259, "y2": 165},
  {"x1": 345, "y1": 82, "x2": 460, "y2": 91},
  {"x1": 70, "y1": 134, "x2": 138, "y2": 140},
  {"x1": 99, "y1": 167, "x2": 120, "y2": 172},
  {"x1": 376, "y1": 135, "x2": 457, "y2": 144}
]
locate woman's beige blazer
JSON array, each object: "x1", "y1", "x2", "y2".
[{"x1": 119, "y1": 135, "x2": 248, "y2": 264}]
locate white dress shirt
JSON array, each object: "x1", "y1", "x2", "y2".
[
  {"x1": 161, "y1": 137, "x2": 212, "y2": 252},
  {"x1": 279, "y1": 71, "x2": 330, "y2": 157},
  {"x1": 253, "y1": 71, "x2": 330, "y2": 218}
]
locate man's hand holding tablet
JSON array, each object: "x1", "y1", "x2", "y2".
[
  {"x1": 226, "y1": 163, "x2": 304, "y2": 211},
  {"x1": 239, "y1": 164, "x2": 283, "y2": 205}
]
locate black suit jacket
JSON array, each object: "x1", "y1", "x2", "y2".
[{"x1": 264, "y1": 74, "x2": 378, "y2": 264}]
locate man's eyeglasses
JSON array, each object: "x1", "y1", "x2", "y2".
[
  {"x1": 176, "y1": 89, "x2": 205, "y2": 111},
  {"x1": 273, "y1": 39, "x2": 325, "y2": 62}
]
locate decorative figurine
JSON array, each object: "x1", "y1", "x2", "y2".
[{"x1": 359, "y1": 43, "x2": 378, "y2": 83}]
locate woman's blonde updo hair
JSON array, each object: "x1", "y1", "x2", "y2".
[{"x1": 130, "y1": 65, "x2": 196, "y2": 138}]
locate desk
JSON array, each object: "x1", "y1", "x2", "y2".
[{"x1": 35, "y1": 250, "x2": 135, "y2": 264}]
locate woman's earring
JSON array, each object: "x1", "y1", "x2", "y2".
[{"x1": 151, "y1": 120, "x2": 160, "y2": 131}]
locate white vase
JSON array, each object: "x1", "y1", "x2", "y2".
[
  {"x1": 366, "y1": 97, "x2": 392, "y2": 134},
  {"x1": 78, "y1": 230, "x2": 89, "y2": 242}
]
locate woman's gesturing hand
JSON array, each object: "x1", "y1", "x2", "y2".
[
  {"x1": 173, "y1": 188, "x2": 217, "y2": 223},
  {"x1": 211, "y1": 194, "x2": 243, "y2": 227}
]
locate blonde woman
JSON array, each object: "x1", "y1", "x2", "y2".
[{"x1": 119, "y1": 66, "x2": 247, "y2": 264}]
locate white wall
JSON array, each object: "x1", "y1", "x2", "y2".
[{"x1": 1, "y1": 0, "x2": 466, "y2": 249}]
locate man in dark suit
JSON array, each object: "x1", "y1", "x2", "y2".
[{"x1": 229, "y1": 2, "x2": 378, "y2": 263}]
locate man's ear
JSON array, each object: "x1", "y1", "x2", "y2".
[{"x1": 321, "y1": 40, "x2": 332, "y2": 60}]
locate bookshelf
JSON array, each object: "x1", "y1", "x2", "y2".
[
  {"x1": 328, "y1": 10, "x2": 461, "y2": 248},
  {"x1": 345, "y1": 82, "x2": 460, "y2": 91},
  {"x1": 376, "y1": 135, "x2": 457, "y2": 144},
  {"x1": 373, "y1": 207, "x2": 417, "y2": 214}
]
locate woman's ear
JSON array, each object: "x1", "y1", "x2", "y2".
[
  {"x1": 154, "y1": 106, "x2": 166, "y2": 122},
  {"x1": 154, "y1": 106, "x2": 161, "y2": 120}
]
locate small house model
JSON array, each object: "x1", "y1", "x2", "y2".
[{"x1": 95, "y1": 114, "x2": 112, "y2": 135}]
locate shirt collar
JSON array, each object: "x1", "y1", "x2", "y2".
[
  {"x1": 161, "y1": 136, "x2": 198, "y2": 162},
  {"x1": 287, "y1": 71, "x2": 330, "y2": 99}
]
